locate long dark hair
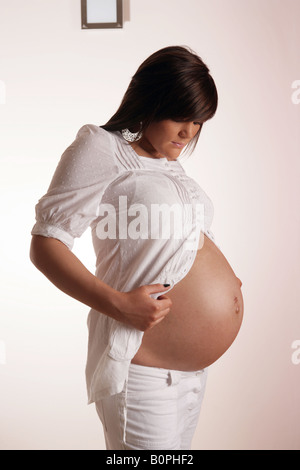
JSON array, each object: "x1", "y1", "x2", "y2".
[{"x1": 102, "y1": 46, "x2": 218, "y2": 154}]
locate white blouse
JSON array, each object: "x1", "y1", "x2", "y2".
[{"x1": 31, "y1": 124, "x2": 217, "y2": 403}]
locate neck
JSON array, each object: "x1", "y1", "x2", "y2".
[{"x1": 130, "y1": 138, "x2": 163, "y2": 160}]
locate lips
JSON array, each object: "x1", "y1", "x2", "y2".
[{"x1": 171, "y1": 141, "x2": 186, "y2": 148}]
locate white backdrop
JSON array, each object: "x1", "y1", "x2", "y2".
[{"x1": 0, "y1": 0, "x2": 299, "y2": 450}]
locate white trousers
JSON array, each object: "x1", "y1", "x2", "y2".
[{"x1": 95, "y1": 362, "x2": 208, "y2": 450}]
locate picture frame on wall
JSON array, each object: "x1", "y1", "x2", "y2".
[{"x1": 81, "y1": 0, "x2": 123, "y2": 29}]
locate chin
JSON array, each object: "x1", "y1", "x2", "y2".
[{"x1": 164, "y1": 150, "x2": 181, "y2": 160}]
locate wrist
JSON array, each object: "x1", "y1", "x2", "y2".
[
  {"x1": 108, "y1": 289, "x2": 126, "y2": 322},
  {"x1": 91, "y1": 277, "x2": 125, "y2": 321}
]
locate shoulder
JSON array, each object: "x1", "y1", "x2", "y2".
[
  {"x1": 76, "y1": 123, "x2": 110, "y2": 139},
  {"x1": 64, "y1": 124, "x2": 121, "y2": 167},
  {"x1": 75, "y1": 124, "x2": 118, "y2": 152},
  {"x1": 49, "y1": 125, "x2": 121, "y2": 190},
  {"x1": 75, "y1": 124, "x2": 112, "y2": 151}
]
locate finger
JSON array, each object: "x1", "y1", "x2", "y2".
[
  {"x1": 152, "y1": 306, "x2": 171, "y2": 324},
  {"x1": 143, "y1": 283, "x2": 171, "y2": 294},
  {"x1": 154, "y1": 297, "x2": 172, "y2": 311},
  {"x1": 157, "y1": 294, "x2": 169, "y2": 300},
  {"x1": 149, "y1": 310, "x2": 170, "y2": 329}
]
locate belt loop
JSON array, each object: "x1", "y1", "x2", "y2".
[{"x1": 168, "y1": 370, "x2": 181, "y2": 386}]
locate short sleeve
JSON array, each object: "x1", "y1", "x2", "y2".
[{"x1": 31, "y1": 125, "x2": 120, "y2": 250}]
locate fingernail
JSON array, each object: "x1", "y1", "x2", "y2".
[{"x1": 163, "y1": 283, "x2": 170, "y2": 287}]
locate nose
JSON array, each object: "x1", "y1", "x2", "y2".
[{"x1": 178, "y1": 122, "x2": 195, "y2": 139}]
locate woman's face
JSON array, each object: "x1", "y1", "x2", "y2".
[{"x1": 134, "y1": 119, "x2": 202, "y2": 161}]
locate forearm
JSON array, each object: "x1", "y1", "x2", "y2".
[
  {"x1": 30, "y1": 235, "x2": 172, "y2": 331},
  {"x1": 30, "y1": 235, "x2": 120, "y2": 318}
]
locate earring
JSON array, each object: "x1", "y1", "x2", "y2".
[{"x1": 122, "y1": 124, "x2": 143, "y2": 142}]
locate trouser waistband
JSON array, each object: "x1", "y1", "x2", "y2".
[{"x1": 129, "y1": 362, "x2": 206, "y2": 386}]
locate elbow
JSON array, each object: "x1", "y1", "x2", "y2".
[
  {"x1": 29, "y1": 235, "x2": 41, "y2": 268},
  {"x1": 30, "y1": 235, "x2": 68, "y2": 271},
  {"x1": 30, "y1": 234, "x2": 49, "y2": 270}
]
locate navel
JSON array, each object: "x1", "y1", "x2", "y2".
[{"x1": 234, "y1": 296, "x2": 240, "y2": 314}]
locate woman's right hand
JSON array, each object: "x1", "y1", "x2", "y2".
[
  {"x1": 112, "y1": 284, "x2": 172, "y2": 331},
  {"x1": 30, "y1": 236, "x2": 172, "y2": 332}
]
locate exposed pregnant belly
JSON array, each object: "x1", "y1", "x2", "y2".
[{"x1": 132, "y1": 234, "x2": 244, "y2": 371}]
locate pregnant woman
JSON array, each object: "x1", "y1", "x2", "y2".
[{"x1": 30, "y1": 46, "x2": 243, "y2": 450}]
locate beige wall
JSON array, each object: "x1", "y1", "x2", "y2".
[{"x1": 0, "y1": 0, "x2": 299, "y2": 449}]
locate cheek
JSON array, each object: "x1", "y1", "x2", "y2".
[
  {"x1": 145, "y1": 126, "x2": 161, "y2": 143},
  {"x1": 147, "y1": 130, "x2": 167, "y2": 150}
]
